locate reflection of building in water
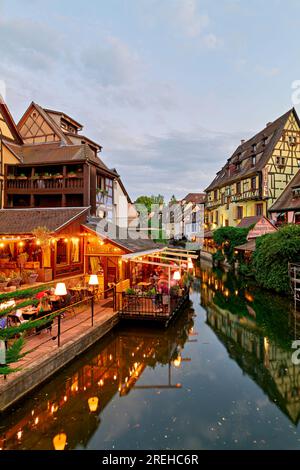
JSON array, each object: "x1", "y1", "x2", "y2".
[
  {"x1": 0, "y1": 304, "x2": 194, "y2": 450},
  {"x1": 206, "y1": 304, "x2": 300, "y2": 425}
]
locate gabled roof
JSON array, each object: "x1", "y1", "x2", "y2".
[
  {"x1": 236, "y1": 216, "x2": 263, "y2": 228},
  {"x1": 0, "y1": 207, "x2": 89, "y2": 234},
  {"x1": 18, "y1": 102, "x2": 73, "y2": 145},
  {"x1": 205, "y1": 108, "x2": 299, "y2": 192},
  {"x1": 269, "y1": 170, "x2": 300, "y2": 212},
  {"x1": 181, "y1": 193, "x2": 206, "y2": 204},
  {"x1": 0, "y1": 98, "x2": 23, "y2": 144},
  {"x1": 43, "y1": 108, "x2": 83, "y2": 130}
]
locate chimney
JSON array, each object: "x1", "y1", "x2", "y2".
[
  {"x1": 241, "y1": 139, "x2": 245, "y2": 145},
  {"x1": 266, "y1": 122, "x2": 272, "y2": 127}
]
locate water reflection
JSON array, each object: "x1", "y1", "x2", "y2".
[
  {"x1": 0, "y1": 305, "x2": 195, "y2": 450},
  {"x1": 2, "y1": 263, "x2": 300, "y2": 450},
  {"x1": 199, "y1": 262, "x2": 300, "y2": 425}
]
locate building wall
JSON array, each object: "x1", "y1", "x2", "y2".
[{"x1": 205, "y1": 111, "x2": 300, "y2": 229}]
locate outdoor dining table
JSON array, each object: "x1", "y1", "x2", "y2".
[{"x1": 69, "y1": 286, "x2": 91, "y2": 300}]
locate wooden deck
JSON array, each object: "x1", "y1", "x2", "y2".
[{"x1": 0, "y1": 297, "x2": 118, "y2": 410}]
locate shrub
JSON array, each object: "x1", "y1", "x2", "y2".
[{"x1": 252, "y1": 224, "x2": 300, "y2": 293}]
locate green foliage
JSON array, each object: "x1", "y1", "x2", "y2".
[
  {"x1": 213, "y1": 249, "x2": 225, "y2": 266},
  {"x1": 252, "y1": 224, "x2": 300, "y2": 293},
  {"x1": 213, "y1": 226, "x2": 250, "y2": 264},
  {"x1": 125, "y1": 288, "x2": 136, "y2": 295},
  {"x1": 0, "y1": 284, "x2": 53, "y2": 304},
  {"x1": 135, "y1": 194, "x2": 164, "y2": 213},
  {"x1": 238, "y1": 262, "x2": 254, "y2": 278},
  {"x1": 0, "y1": 338, "x2": 27, "y2": 375}
]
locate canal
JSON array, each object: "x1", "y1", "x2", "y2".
[{"x1": 0, "y1": 261, "x2": 300, "y2": 450}]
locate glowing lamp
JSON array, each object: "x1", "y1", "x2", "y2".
[
  {"x1": 53, "y1": 433, "x2": 67, "y2": 451},
  {"x1": 173, "y1": 355, "x2": 182, "y2": 368},
  {"x1": 173, "y1": 271, "x2": 181, "y2": 281},
  {"x1": 188, "y1": 260, "x2": 193, "y2": 270},
  {"x1": 54, "y1": 282, "x2": 67, "y2": 296},
  {"x1": 89, "y1": 275, "x2": 99, "y2": 286},
  {"x1": 88, "y1": 397, "x2": 99, "y2": 413}
]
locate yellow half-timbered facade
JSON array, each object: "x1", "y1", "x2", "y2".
[
  {"x1": 205, "y1": 108, "x2": 300, "y2": 228},
  {"x1": 0, "y1": 100, "x2": 22, "y2": 208}
]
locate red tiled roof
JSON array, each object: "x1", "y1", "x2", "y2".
[{"x1": 182, "y1": 193, "x2": 206, "y2": 204}]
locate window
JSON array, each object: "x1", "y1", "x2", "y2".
[
  {"x1": 56, "y1": 239, "x2": 68, "y2": 265},
  {"x1": 221, "y1": 193, "x2": 225, "y2": 205},
  {"x1": 251, "y1": 177, "x2": 256, "y2": 190},
  {"x1": 256, "y1": 203, "x2": 263, "y2": 216},
  {"x1": 297, "y1": 159, "x2": 300, "y2": 168},
  {"x1": 251, "y1": 155, "x2": 256, "y2": 167},
  {"x1": 215, "y1": 211, "x2": 219, "y2": 225},
  {"x1": 276, "y1": 156, "x2": 285, "y2": 166},
  {"x1": 237, "y1": 206, "x2": 243, "y2": 220},
  {"x1": 289, "y1": 135, "x2": 297, "y2": 146},
  {"x1": 214, "y1": 190, "x2": 218, "y2": 201},
  {"x1": 225, "y1": 219, "x2": 229, "y2": 227},
  {"x1": 252, "y1": 144, "x2": 257, "y2": 152},
  {"x1": 236, "y1": 182, "x2": 241, "y2": 194}
]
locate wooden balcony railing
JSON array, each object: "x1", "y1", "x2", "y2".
[
  {"x1": 6, "y1": 177, "x2": 84, "y2": 191},
  {"x1": 231, "y1": 189, "x2": 260, "y2": 202}
]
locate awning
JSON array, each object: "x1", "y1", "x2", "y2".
[{"x1": 235, "y1": 239, "x2": 256, "y2": 252}]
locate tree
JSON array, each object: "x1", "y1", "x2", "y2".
[
  {"x1": 213, "y1": 226, "x2": 250, "y2": 265},
  {"x1": 252, "y1": 224, "x2": 300, "y2": 293}
]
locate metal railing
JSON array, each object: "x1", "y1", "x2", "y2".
[
  {"x1": 1, "y1": 287, "x2": 116, "y2": 378},
  {"x1": 119, "y1": 288, "x2": 189, "y2": 320}
]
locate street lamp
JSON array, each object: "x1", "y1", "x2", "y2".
[
  {"x1": 89, "y1": 275, "x2": 99, "y2": 327},
  {"x1": 54, "y1": 283, "x2": 67, "y2": 347}
]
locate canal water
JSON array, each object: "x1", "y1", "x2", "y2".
[{"x1": 1, "y1": 261, "x2": 300, "y2": 450}]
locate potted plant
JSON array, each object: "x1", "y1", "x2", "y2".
[
  {"x1": 0, "y1": 272, "x2": 10, "y2": 290},
  {"x1": 43, "y1": 172, "x2": 52, "y2": 179},
  {"x1": 17, "y1": 173, "x2": 27, "y2": 180},
  {"x1": 53, "y1": 172, "x2": 63, "y2": 179},
  {"x1": 67, "y1": 171, "x2": 77, "y2": 178},
  {"x1": 8, "y1": 271, "x2": 22, "y2": 288},
  {"x1": 25, "y1": 270, "x2": 39, "y2": 285},
  {"x1": 7, "y1": 174, "x2": 15, "y2": 180}
]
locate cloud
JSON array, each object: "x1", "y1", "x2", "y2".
[
  {"x1": 80, "y1": 36, "x2": 141, "y2": 87},
  {"x1": 104, "y1": 127, "x2": 240, "y2": 200},
  {"x1": 255, "y1": 65, "x2": 280, "y2": 77},
  {"x1": 175, "y1": 0, "x2": 210, "y2": 38}
]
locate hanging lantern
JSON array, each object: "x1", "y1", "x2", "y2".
[
  {"x1": 53, "y1": 433, "x2": 67, "y2": 451},
  {"x1": 88, "y1": 397, "x2": 99, "y2": 413},
  {"x1": 173, "y1": 270, "x2": 181, "y2": 281}
]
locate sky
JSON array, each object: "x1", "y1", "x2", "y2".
[{"x1": 1, "y1": 0, "x2": 300, "y2": 201}]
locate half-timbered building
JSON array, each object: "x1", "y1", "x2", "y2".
[{"x1": 205, "y1": 108, "x2": 300, "y2": 228}]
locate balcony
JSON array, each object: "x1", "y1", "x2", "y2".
[
  {"x1": 231, "y1": 189, "x2": 260, "y2": 203},
  {"x1": 206, "y1": 199, "x2": 221, "y2": 209},
  {"x1": 5, "y1": 176, "x2": 84, "y2": 193}
]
